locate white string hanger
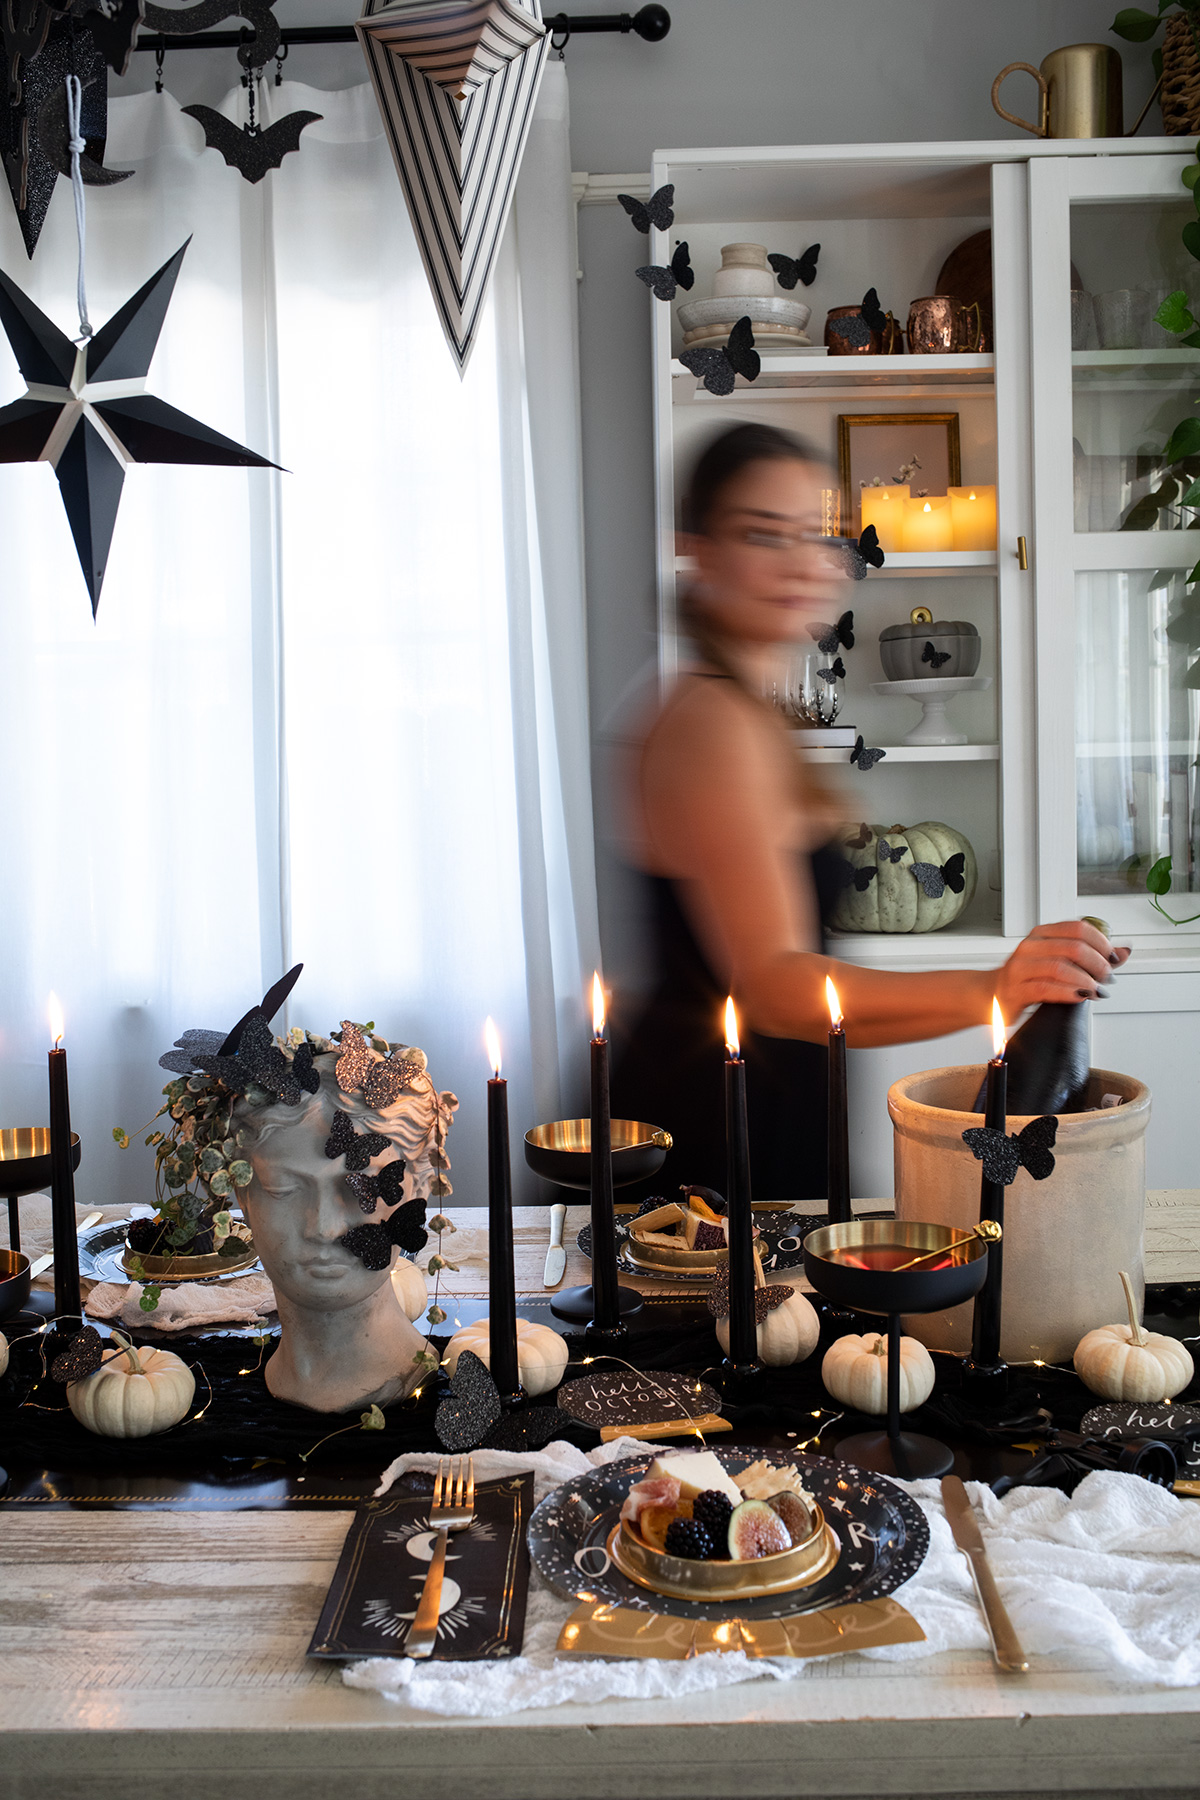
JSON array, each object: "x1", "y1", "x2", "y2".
[{"x1": 64, "y1": 73, "x2": 93, "y2": 344}]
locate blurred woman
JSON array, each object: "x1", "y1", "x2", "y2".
[{"x1": 611, "y1": 423, "x2": 1125, "y2": 1200}]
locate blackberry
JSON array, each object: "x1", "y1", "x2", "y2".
[
  {"x1": 664, "y1": 1518, "x2": 714, "y2": 1561},
  {"x1": 692, "y1": 1489, "x2": 734, "y2": 1535},
  {"x1": 127, "y1": 1218, "x2": 169, "y2": 1254}
]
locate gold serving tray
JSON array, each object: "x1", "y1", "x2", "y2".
[
  {"x1": 609, "y1": 1504, "x2": 837, "y2": 1602},
  {"x1": 121, "y1": 1238, "x2": 259, "y2": 1282}
]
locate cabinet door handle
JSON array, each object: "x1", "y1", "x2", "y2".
[{"x1": 1016, "y1": 535, "x2": 1028, "y2": 570}]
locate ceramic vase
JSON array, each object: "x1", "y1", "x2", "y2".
[{"x1": 888, "y1": 1065, "x2": 1150, "y2": 1363}]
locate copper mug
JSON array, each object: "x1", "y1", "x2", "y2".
[
  {"x1": 906, "y1": 295, "x2": 983, "y2": 355},
  {"x1": 992, "y1": 43, "x2": 1123, "y2": 138},
  {"x1": 824, "y1": 304, "x2": 879, "y2": 356}
]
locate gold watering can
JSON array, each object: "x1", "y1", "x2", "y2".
[{"x1": 992, "y1": 43, "x2": 1124, "y2": 138}]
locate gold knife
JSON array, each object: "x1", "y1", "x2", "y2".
[
  {"x1": 543, "y1": 1203, "x2": 567, "y2": 1288},
  {"x1": 941, "y1": 1475, "x2": 1029, "y2": 1673}
]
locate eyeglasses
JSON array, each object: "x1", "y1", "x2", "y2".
[{"x1": 713, "y1": 526, "x2": 836, "y2": 556}]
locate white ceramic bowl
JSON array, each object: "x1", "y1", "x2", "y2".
[{"x1": 677, "y1": 295, "x2": 812, "y2": 334}]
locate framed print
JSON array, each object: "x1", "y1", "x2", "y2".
[{"x1": 838, "y1": 413, "x2": 962, "y2": 533}]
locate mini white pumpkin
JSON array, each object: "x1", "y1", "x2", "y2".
[
  {"x1": 443, "y1": 1317, "x2": 569, "y2": 1398},
  {"x1": 1074, "y1": 1271, "x2": 1194, "y2": 1402},
  {"x1": 67, "y1": 1332, "x2": 195, "y2": 1438},
  {"x1": 0, "y1": 1332, "x2": 8, "y2": 1379},
  {"x1": 390, "y1": 1255, "x2": 428, "y2": 1322},
  {"x1": 821, "y1": 1330, "x2": 935, "y2": 1415},
  {"x1": 715, "y1": 1279, "x2": 819, "y2": 1367}
]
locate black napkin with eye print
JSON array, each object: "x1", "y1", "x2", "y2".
[{"x1": 308, "y1": 1469, "x2": 532, "y2": 1661}]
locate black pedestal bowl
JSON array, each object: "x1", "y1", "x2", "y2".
[
  {"x1": 523, "y1": 1119, "x2": 671, "y2": 1190},
  {"x1": 0, "y1": 1127, "x2": 83, "y2": 1252},
  {"x1": 804, "y1": 1219, "x2": 992, "y2": 1480}
]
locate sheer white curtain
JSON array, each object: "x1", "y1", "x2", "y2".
[{"x1": 0, "y1": 61, "x2": 597, "y2": 1206}]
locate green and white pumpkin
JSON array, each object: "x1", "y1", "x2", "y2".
[
  {"x1": 879, "y1": 616, "x2": 981, "y2": 681},
  {"x1": 829, "y1": 821, "x2": 977, "y2": 933}
]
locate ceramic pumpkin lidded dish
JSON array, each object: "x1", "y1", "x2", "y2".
[
  {"x1": 879, "y1": 607, "x2": 981, "y2": 681},
  {"x1": 829, "y1": 820, "x2": 977, "y2": 934}
]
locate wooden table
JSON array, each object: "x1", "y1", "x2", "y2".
[{"x1": 3, "y1": 1195, "x2": 1199, "y2": 1798}]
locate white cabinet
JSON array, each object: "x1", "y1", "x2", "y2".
[{"x1": 648, "y1": 137, "x2": 1200, "y2": 1191}]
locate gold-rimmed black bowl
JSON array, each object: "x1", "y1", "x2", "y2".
[
  {"x1": 524, "y1": 1119, "x2": 672, "y2": 1191},
  {"x1": 0, "y1": 1127, "x2": 82, "y2": 1195},
  {"x1": 0, "y1": 1247, "x2": 31, "y2": 1321},
  {"x1": 803, "y1": 1219, "x2": 993, "y2": 1482}
]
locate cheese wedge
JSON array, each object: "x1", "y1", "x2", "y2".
[
  {"x1": 647, "y1": 1449, "x2": 742, "y2": 1506},
  {"x1": 630, "y1": 1201, "x2": 685, "y2": 1233}
]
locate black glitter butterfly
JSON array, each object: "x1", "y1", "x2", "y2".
[
  {"x1": 828, "y1": 313, "x2": 872, "y2": 350},
  {"x1": 850, "y1": 736, "x2": 886, "y2": 771},
  {"x1": 324, "y1": 1108, "x2": 390, "y2": 1171},
  {"x1": 768, "y1": 243, "x2": 820, "y2": 289},
  {"x1": 910, "y1": 852, "x2": 966, "y2": 899},
  {"x1": 344, "y1": 1156, "x2": 407, "y2": 1216},
  {"x1": 921, "y1": 641, "x2": 952, "y2": 670},
  {"x1": 339, "y1": 1198, "x2": 429, "y2": 1268},
  {"x1": 50, "y1": 1325, "x2": 105, "y2": 1383},
  {"x1": 836, "y1": 860, "x2": 878, "y2": 892},
  {"x1": 861, "y1": 287, "x2": 889, "y2": 333},
  {"x1": 962, "y1": 1115, "x2": 1058, "y2": 1186},
  {"x1": 436, "y1": 1349, "x2": 503, "y2": 1451},
  {"x1": 878, "y1": 840, "x2": 909, "y2": 863},
  {"x1": 834, "y1": 524, "x2": 885, "y2": 582},
  {"x1": 618, "y1": 183, "x2": 674, "y2": 233},
  {"x1": 810, "y1": 610, "x2": 854, "y2": 653},
  {"x1": 679, "y1": 316, "x2": 760, "y2": 395},
  {"x1": 159, "y1": 964, "x2": 319, "y2": 1106},
  {"x1": 818, "y1": 656, "x2": 847, "y2": 683},
  {"x1": 636, "y1": 241, "x2": 694, "y2": 300},
  {"x1": 845, "y1": 822, "x2": 873, "y2": 848},
  {"x1": 707, "y1": 1268, "x2": 795, "y2": 1322}
]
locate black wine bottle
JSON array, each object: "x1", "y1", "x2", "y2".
[{"x1": 974, "y1": 918, "x2": 1106, "y2": 1115}]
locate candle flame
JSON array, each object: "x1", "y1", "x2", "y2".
[
  {"x1": 724, "y1": 996, "x2": 740, "y2": 1059},
  {"x1": 484, "y1": 1016, "x2": 502, "y2": 1078},
  {"x1": 825, "y1": 976, "x2": 843, "y2": 1031},
  {"x1": 969, "y1": 491, "x2": 977, "y2": 501},
  {"x1": 592, "y1": 971, "x2": 606, "y2": 1038},
  {"x1": 991, "y1": 996, "x2": 1006, "y2": 1059},
  {"x1": 48, "y1": 992, "x2": 64, "y2": 1048},
  {"x1": 923, "y1": 501, "x2": 932, "y2": 514}
]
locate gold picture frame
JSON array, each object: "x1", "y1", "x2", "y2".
[{"x1": 838, "y1": 413, "x2": 962, "y2": 534}]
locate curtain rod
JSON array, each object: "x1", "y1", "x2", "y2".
[{"x1": 133, "y1": 6, "x2": 670, "y2": 51}]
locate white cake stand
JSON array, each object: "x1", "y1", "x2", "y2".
[{"x1": 869, "y1": 675, "x2": 991, "y2": 746}]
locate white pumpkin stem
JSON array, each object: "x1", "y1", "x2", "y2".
[
  {"x1": 870, "y1": 1335, "x2": 886, "y2": 1357},
  {"x1": 109, "y1": 1328, "x2": 145, "y2": 1376},
  {"x1": 1119, "y1": 1270, "x2": 1147, "y2": 1347},
  {"x1": 752, "y1": 1245, "x2": 766, "y2": 1290}
]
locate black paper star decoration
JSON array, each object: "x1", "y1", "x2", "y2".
[{"x1": 0, "y1": 238, "x2": 280, "y2": 614}]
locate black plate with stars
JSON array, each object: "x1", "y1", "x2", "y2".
[
  {"x1": 578, "y1": 1211, "x2": 840, "y2": 1286},
  {"x1": 527, "y1": 1446, "x2": 929, "y2": 1622}
]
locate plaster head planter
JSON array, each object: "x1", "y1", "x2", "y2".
[
  {"x1": 238, "y1": 1049, "x2": 457, "y2": 1414},
  {"x1": 887, "y1": 1065, "x2": 1150, "y2": 1363}
]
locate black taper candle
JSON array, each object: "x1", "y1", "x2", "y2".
[
  {"x1": 485, "y1": 1021, "x2": 522, "y2": 1406},
  {"x1": 826, "y1": 1000, "x2": 851, "y2": 1226},
  {"x1": 48, "y1": 1018, "x2": 81, "y2": 1323},
  {"x1": 968, "y1": 1049, "x2": 1007, "y2": 1371},
  {"x1": 724, "y1": 999, "x2": 758, "y2": 1369},
  {"x1": 588, "y1": 1001, "x2": 620, "y2": 1332}
]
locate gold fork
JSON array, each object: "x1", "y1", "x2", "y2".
[{"x1": 403, "y1": 1457, "x2": 476, "y2": 1659}]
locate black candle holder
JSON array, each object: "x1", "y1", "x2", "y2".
[
  {"x1": 0, "y1": 1126, "x2": 81, "y2": 1252},
  {"x1": 804, "y1": 1219, "x2": 991, "y2": 1480},
  {"x1": 523, "y1": 1118, "x2": 670, "y2": 1326}
]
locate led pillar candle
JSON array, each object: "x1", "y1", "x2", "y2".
[
  {"x1": 858, "y1": 484, "x2": 909, "y2": 551},
  {"x1": 949, "y1": 485, "x2": 997, "y2": 551},
  {"x1": 901, "y1": 495, "x2": 954, "y2": 553}
]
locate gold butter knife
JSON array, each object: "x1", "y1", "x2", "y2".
[{"x1": 941, "y1": 1475, "x2": 1028, "y2": 1673}]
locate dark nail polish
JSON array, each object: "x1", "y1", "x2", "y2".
[
  {"x1": 1109, "y1": 952, "x2": 1121, "y2": 967},
  {"x1": 1093, "y1": 987, "x2": 1109, "y2": 999},
  {"x1": 1076, "y1": 989, "x2": 1091, "y2": 1000}
]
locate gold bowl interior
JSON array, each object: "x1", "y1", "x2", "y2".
[
  {"x1": 610, "y1": 1502, "x2": 837, "y2": 1602},
  {"x1": 0, "y1": 1245, "x2": 32, "y2": 1319},
  {"x1": 525, "y1": 1119, "x2": 670, "y2": 1154},
  {"x1": 805, "y1": 1218, "x2": 989, "y2": 1265}
]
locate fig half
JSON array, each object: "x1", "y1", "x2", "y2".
[{"x1": 726, "y1": 1498, "x2": 791, "y2": 1561}]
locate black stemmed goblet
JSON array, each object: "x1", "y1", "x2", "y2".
[{"x1": 804, "y1": 1219, "x2": 992, "y2": 1480}]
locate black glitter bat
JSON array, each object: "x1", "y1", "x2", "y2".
[
  {"x1": 921, "y1": 641, "x2": 952, "y2": 670},
  {"x1": 679, "y1": 316, "x2": 760, "y2": 395},
  {"x1": 339, "y1": 1197, "x2": 429, "y2": 1268},
  {"x1": 861, "y1": 286, "x2": 889, "y2": 333},
  {"x1": 50, "y1": 1325, "x2": 105, "y2": 1383},
  {"x1": 834, "y1": 524, "x2": 885, "y2": 582},
  {"x1": 810, "y1": 610, "x2": 854, "y2": 653},
  {"x1": 850, "y1": 736, "x2": 886, "y2": 771},
  {"x1": 636, "y1": 241, "x2": 694, "y2": 300},
  {"x1": 707, "y1": 1268, "x2": 795, "y2": 1322},
  {"x1": 878, "y1": 840, "x2": 909, "y2": 863},
  {"x1": 962, "y1": 1115, "x2": 1058, "y2": 1186},
  {"x1": 344, "y1": 1156, "x2": 407, "y2": 1216},
  {"x1": 182, "y1": 105, "x2": 323, "y2": 184},
  {"x1": 836, "y1": 860, "x2": 878, "y2": 892},
  {"x1": 324, "y1": 1108, "x2": 390, "y2": 1171},
  {"x1": 768, "y1": 243, "x2": 820, "y2": 289},
  {"x1": 910, "y1": 852, "x2": 966, "y2": 898},
  {"x1": 818, "y1": 656, "x2": 846, "y2": 683},
  {"x1": 618, "y1": 182, "x2": 674, "y2": 233}
]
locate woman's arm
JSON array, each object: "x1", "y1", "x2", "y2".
[{"x1": 640, "y1": 682, "x2": 1125, "y2": 1047}]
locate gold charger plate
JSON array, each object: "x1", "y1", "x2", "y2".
[
  {"x1": 608, "y1": 1505, "x2": 838, "y2": 1603},
  {"x1": 121, "y1": 1238, "x2": 259, "y2": 1282}
]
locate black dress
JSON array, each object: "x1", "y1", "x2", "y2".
[{"x1": 610, "y1": 851, "x2": 843, "y2": 1206}]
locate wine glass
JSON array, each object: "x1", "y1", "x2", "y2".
[{"x1": 790, "y1": 650, "x2": 843, "y2": 727}]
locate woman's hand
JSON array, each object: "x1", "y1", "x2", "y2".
[{"x1": 995, "y1": 920, "x2": 1129, "y2": 1020}]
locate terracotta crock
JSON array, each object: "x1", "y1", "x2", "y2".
[{"x1": 888, "y1": 1064, "x2": 1150, "y2": 1363}]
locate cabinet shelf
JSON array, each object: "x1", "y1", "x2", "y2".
[
  {"x1": 1073, "y1": 348, "x2": 1200, "y2": 389},
  {"x1": 875, "y1": 552, "x2": 997, "y2": 575},
  {"x1": 794, "y1": 740, "x2": 999, "y2": 763},
  {"x1": 671, "y1": 352, "x2": 994, "y2": 398}
]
